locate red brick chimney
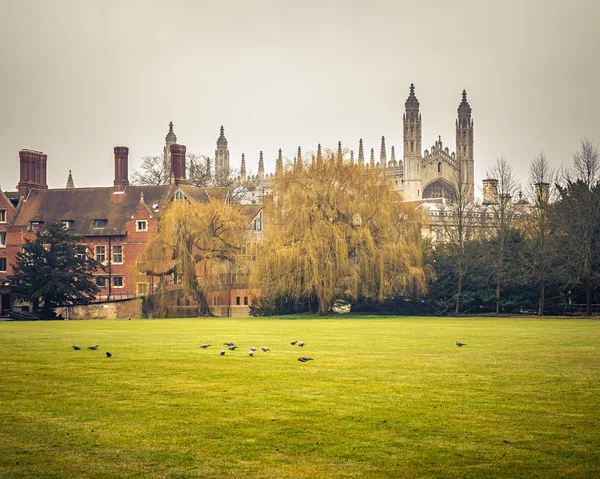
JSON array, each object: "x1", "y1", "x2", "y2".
[
  {"x1": 18, "y1": 149, "x2": 48, "y2": 198},
  {"x1": 170, "y1": 144, "x2": 187, "y2": 185},
  {"x1": 113, "y1": 146, "x2": 129, "y2": 192}
]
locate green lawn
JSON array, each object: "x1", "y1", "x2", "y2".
[{"x1": 0, "y1": 317, "x2": 598, "y2": 478}]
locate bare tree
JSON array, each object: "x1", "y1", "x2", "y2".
[
  {"x1": 131, "y1": 153, "x2": 212, "y2": 187},
  {"x1": 556, "y1": 139, "x2": 600, "y2": 315},
  {"x1": 522, "y1": 152, "x2": 558, "y2": 316},
  {"x1": 483, "y1": 157, "x2": 521, "y2": 313},
  {"x1": 439, "y1": 160, "x2": 480, "y2": 313}
]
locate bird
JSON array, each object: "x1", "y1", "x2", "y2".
[
  {"x1": 200, "y1": 344, "x2": 211, "y2": 349},
  {"x1": 249, "y1": 347, "x2": 256, "y2": 351},
  {"x1": 228, "y1": 345, "x2": 238, "y2": 351},
  {"x1": 249, "y1": 350, "x2": 254, "y2": 357},
  {"x1": 290, "y1": 341, "x2": 297, "y2": 345},
  {"x1": 106, "y1": 352, "x2": 112, "y2": 358},
  {"x1": 456, "y1": 341, "x2": 466, "y2": 347},
  {"x1": 220, "y1": 350, "x2": 225, "y2": 356},
  {"x1": 224, "y1": 342, "x2": 235, "y2": 347},
  {"x1": 72, "y1": 345, "x2": 81, "y2": 351},
  {"x1": 298, "y1": 356, "x2": 313, "y2": 362},
  {"x1": 261, "y1": 346, "x2": 270, "y2": 352},
  {"x1": 88, "y1": 345, "x2": 98, "y2": 350},
  {"x1": 298, "y1": 342, "x2": 305, "y2": 347}
]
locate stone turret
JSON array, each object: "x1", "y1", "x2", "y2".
[
  {"x1": 456, "y1": 89, "x2": 474, "y2": 203},
  {"x1": 66, "y1": 170, "x2": 75, "y2": 189},
  {"x1": 258, "y1": 151, "x2": 264, "y2": 180},
  {"x1": 380, "y1": 136, "x2": 387, "y2": 168},
  {"x1": 370, "y1": 148, "x2": 375, "y2": 168},
  {"x1": 358, "y1": 139, "x2": 364, "y2": 167},
  {"x1": 240, "y1": 153, "x2": 246, "y2": 183},
  {"x1": 403, "y1": 83, "x2": 422, "y2": 200},
  {"x1": 163, "y1": 121, "x2": 177, "y2": 183}
]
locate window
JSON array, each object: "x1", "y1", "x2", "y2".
[
  {"x1": 436, "y1": 230, "x2": 443, "y2": 242},
  {"x1": 62, "y1": 220, "x2": 73, "y2": 229},
  {"x1": 93, "y1": 219, "x2": 107, "y2": 228},
  {"x1": 136, "y1": 220, "x2": 147, "y2": 231},
  {"x1": 438, "y1": 162, "x2": 441, "y2": 173},
  {"x1": 76, "y1": 245, "x2": 87, "y2": 261},
  {"x1": 0, "y1": 232, "x2": 6, "y2": 247},
  {"x1": 244, "y1": 296, "x2": 248, "y2": 306},
  {"x1": 30, "y1": 220, "x2": 44, "y2": 229},
  {"x1": 0, "y1": 257, "x2": 6, "y2": 272},
  {"x1": 236, "y1": 296, "x2": 241, "y2": 306},
  {"x1": 95, "y1": 276, "x2": 107, "y2": 287},
  {"x1": 112, "y1": 245, "x2": 123, "y2": 263},
  {"x1": 241, "y1": 242, "x2": 258, "y2": 261},
  {"x1": 251, "y1": 211, "x2": 262, "y2": 231},
  {"x1": 0, "y1": 210, "x2": 6, "y2": 223},
  {"x1": 174, "y1": 190, "x2": 186, "y2": 201},
  {"x1": 136, "y1": 282, "x2": 149, "y2": 296},
  {"x1": 95, "y1": 245, "x2": 106, "y2": 263},
  {"x1": 113, "y1": 276, "x2": 123, "y2": 288}
]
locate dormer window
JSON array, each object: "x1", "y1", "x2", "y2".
[
  {"x1": 174, "y1": 191, "x2": 186, "y2": 201},
  {"x1": 29, "y1": 220, "x2": 44, "y2": 230},
  {"x1": 93, "y1": 219, "x2": 107, "y2": 228},
  {"x1": 62, "y1": 220, "x2": 73, "y2": 229},
  {"x1": 136, "y1": 220, "x2": 148, "y2": 232},
  {"x1": 251, "y1": 211, "x2": 262, "y2": 231}
]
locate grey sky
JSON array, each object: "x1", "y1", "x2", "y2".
[{"x1": 1, "y1": 0, "x2": 598, "y2": 197}]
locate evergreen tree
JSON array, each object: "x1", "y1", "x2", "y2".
[{"x1": 9, "y1": 223, "x2": 101, "y2": 318}]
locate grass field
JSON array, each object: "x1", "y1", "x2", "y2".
[{"x1": 0, "y1": 316, "x2": 599, "y2": 478}]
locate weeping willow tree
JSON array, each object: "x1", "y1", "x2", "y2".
[
  {"x1": 136, "y1": 197, "x2": 248, "y2": 316},
  {"x1": 251, "y1": 147, "x2": 427, "y2": 315}
]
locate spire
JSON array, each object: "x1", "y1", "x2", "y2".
[
  {"x1": 297, "y1": 146, "x2": 303, "y2": 171},
  {"x1": 391, "y1": 146, "x2": 396, "y2": 163},
  {"x1": 358, "y1": 139, "x2": 364, "y2": 166},
  {"x1": 457, "y1": 89, "x2": 472, "y2": 118},
  {"x1": 165, "y1": 121, "x2": 177, "y2": 144},
  {"x1": 240, "y1": 153, "x2": 246, "y2": 181},
  {"x1": 258, "y1": 151, "x2": 264, "y2": 179},
  {"x1": 405, "y1": 83, "x2": 420, "y2": 112},
  {"x1": 350, "y1": 150, "x2": 355, "y2": 165},
  {"x1": 316, "y1": 144, "x2": 323, "y2": 167},
  {"x1": 380, "y1": 136, "x2": 387, "y2": 167},
  {"x1": 215, "y1": 125, "x2": 230, "y2": 179},
  {"x1": 337, "y1": 141, "x2": 343, "y2": 161},
  {"x1": 276, "y1": 149, "x2": 283, "y2": 174},
  {"x1": 370, "y1": 148, "x2": 375, "y2": 167},
  {"x1": 66, "y1": 170, "x2": 74, "y2": 189}
]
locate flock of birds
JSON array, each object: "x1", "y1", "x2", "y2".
[
  {"x1": 200, "y1": 340, "x2": 313, "y2": 362},
  {"x1": 70, "y1": 340, "x2": 466, "y2": 361},
  {"x1": 72, "y1": 344, "x2": 112, "y2": 357}
]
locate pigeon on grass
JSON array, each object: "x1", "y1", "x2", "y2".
[
  {"x1": 220, "y1": 350, "x2": 226, "y2": 356},
  {"x1": 224, "y1": 342, "x2": 235, "y2": 347},
  {"x1": 88, "y1": 345, "x2": 98, "y2": 351},
  {"x1": 298, "y1": 356, "x2": 313, "y2": 362},
  {"x1": 456, "y1": 341, "x2": 466, "y2": 347},
  {"x1": 261, "y1": 346, "x2": 270, "y2": 352},
  {"x1": 72, "y1": 345, "x2": 81, "y2": 351},
  {"x1": 298, "y1": 342, "x2": 305, "y2": 347},
  {"x1": 228, "y1": 345, "x2": 238, "y2": 351},
  {"x1": 249, "y1": 347, "x2": 257, "y2": 352},
  {"x1": 249, "y1": 350, "x2": 254, "y2": 357},
  {"x1": 106, "y1": 352, "x2": 112, "y2": 358},
  {"x1": 290, "y1": 341, "x2": 297, "y2": 345},
  {"x1": 200, "y1": 344, "x2": 211, "y2": 349}
]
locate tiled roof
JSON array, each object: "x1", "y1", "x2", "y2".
[{"x1": 11, "y1": 185, "x2": 231, "y2": 237}]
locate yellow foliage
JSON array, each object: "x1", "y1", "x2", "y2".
[
  {"x1": 252, "y1": 149, "x2": 427, "y2": 315},
  {"x1": 136, "y1": 197, "x2": 248, "y2": 316}
]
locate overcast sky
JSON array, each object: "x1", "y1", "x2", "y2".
[{"x1": 1, "y1": 0, "x2": 598, "y2": 197}]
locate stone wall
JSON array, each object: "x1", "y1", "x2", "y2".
[{"x1": 57, "y1": 298, "x2": 143, "y2": 320}]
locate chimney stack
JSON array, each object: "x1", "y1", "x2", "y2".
[
  {"x1": 482, "y1": 178, "x2": 499, "y2": 205},
  {"x1": 113, "y1": 146, "x2": 129, "y2": 192},
  {"x1": 170, "y1": 144, "x2": 187, "y2": 185},
  {"x1": 18, "y1": 149, "x2": 48, "y2": 198}
]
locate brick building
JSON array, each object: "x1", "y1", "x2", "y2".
[{"x1": 0, "y1": 145, "x2": 262, "y2": 317}]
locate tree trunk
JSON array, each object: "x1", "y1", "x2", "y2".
[
  {"x1": 455, "y1": 273, "x2": 462, "y2": 315},
  {"x1": 586, "y1": 282, "x2": 592, "y2": 316},
  {"x1": 496, "y1": 284, "x2": 501, "y2": 314},
  {"x1": 538, "y1": 281, "x2": 545, "y2": 316}
]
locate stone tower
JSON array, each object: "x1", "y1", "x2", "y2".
[
  {"x1": 403, "y1": 83, "x2": 422, "y2": 200},
  {"x1": 215, "y1": 125, "x2": 230, "y2": 179},
  {"x1": 456, "y1": 90, "x2": 474, "y2": 203},
  {"x1": 163, "y1": 121, "x2": 177, "y2": 184}
]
